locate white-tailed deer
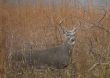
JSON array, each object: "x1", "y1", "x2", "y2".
[{"x1": 10, "y1": 21, "x2": 80, "y2": 69}]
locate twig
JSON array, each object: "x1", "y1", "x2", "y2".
[{"x1": 88, "y1": 63, "x2": 99, "y2": 72}]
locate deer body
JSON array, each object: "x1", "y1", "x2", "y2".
[
  {"x1": 11, "y1": 42, "x2": 73, "y2": 69},
  {"x1": 10, "y1": 22, "x2": 79, "y2": 69},
  {"x1": 24, "y1": 43, "x2": 72, "y2": 69}
]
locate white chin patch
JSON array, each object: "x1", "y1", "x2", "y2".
[
  {"x1": 68, "y1": 41, "x2": 75, "y2": 45},
  {"x1": 72, "y1": 41, "x2": 75, "y2": 45}
]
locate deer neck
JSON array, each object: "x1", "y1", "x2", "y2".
[{"x1": 63, "y1": 41, "x2": 72, "y2": 49}]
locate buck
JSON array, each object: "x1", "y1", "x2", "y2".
[{"x1": 10, "y1": 21, "x2": 80, "y2": 69}]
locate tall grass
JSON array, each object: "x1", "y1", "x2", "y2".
[{"x1": 0, "y1": 4, "x2": 110, "y2": 78}]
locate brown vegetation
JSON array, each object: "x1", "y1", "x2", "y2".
[{"x1": 0, "y1": 4, "x2": 110, "y2": 78}]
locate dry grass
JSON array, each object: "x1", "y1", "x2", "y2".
[{"x1": 0, "y1": 4, "x2": 110, "y2": 78}]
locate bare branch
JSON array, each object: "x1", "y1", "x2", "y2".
[
  {"x1": 72, "y1": 0, "x2": 109, "y2": 34},
  {"x1": 88, "y1": 63, "x2": 99, "y2": 72},
  {"x1": 97, "y1": 0, "x2": 108, "y2": 23}
]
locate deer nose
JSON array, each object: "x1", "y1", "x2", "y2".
[{"x1": 71, "y1": 38, "x2": 75, "y2": 42}]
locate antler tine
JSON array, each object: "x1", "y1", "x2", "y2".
[
  {"x1": 58, "y1": 17, "x2": 67, "y2": 34},
  {"x1": 59, "y1": 19, "x2": 64, "y2": 26},
  {"x1": 72, "y1": 21, "x2": 81, "y2": 32}
]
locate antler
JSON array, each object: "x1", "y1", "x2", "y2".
[
  {"x1": 58, "y1": 16, "x2": 81, "y2": 34},
  {"x1": 72, "y1": 21, "x2": 81, "y2": 33},
  {"x1": 57, "y1": 17, "x2": 67, "y2": 34}
]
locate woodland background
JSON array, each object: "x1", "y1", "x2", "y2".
[{"x1": 0, "y1": 0, "x2": 110, "y2": 78}]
